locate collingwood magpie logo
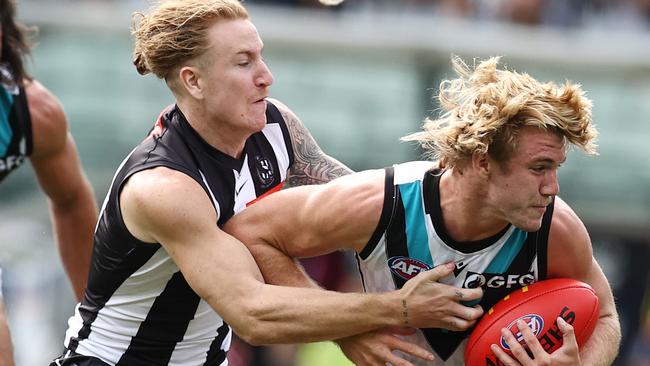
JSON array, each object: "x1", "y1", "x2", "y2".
[
  {"x1": 255, "y1": 155, "x2": 274, "y2": 188},
  {"x1": 462, "y1": 271, "x2": 535, "y2": 289}
]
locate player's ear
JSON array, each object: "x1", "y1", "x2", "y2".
[
  {"x1": 471, "y1": 152, "x2": 490, "y2": 179},
  {"x1": 179, "y1": 66, "x2": 203, "y2": 100}
]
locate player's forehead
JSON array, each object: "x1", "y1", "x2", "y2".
[
  {"x1": 514, "y1": 127, "x2": 567, "y2": 163},
  {"x1": 208, "y1": 19, "x2": 263, "y2": 57}
]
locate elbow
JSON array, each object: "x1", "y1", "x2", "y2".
[
  {"x1": 235, "y1": 326, "x2": 267, "y2": 346},
  {"x1": 227, "y1": 299, "x2": 279, "y2": 346},
  {"x1": 230, "y1": 313, "x2": 273, "y2": 346}
]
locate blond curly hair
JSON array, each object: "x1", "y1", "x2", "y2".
[
  {"x1": 132, "y1": 0, "x2": 248, "y2": 81},
  {"x1": 402, "y1": 56, "x2": 598, "y2": 169}
]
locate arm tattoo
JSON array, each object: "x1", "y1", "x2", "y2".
[{"x1": 281, "y1": 107, "x2": 353, "y2": 187}]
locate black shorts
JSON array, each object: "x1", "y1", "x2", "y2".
[{"x1": 50, "y1": 350, "x2": 110, "y2": 366}]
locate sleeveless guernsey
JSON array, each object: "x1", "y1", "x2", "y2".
[
  {"x1": 63, "y1": 102, "x2": 294, "y2": 365},
  {"x1": 357, "y1": 161, "x2": 552, "y2": 365}
]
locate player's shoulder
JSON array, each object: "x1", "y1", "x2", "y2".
[
  {"x1": 547, "y1": 196, "x2": 593, "y2": 277},
  {"x1": 24, "y1": 79, "x2": 65, "y2": 127},
  {"x1": 122, "y1": 166, "x2": 218, "y2": 243},
  {"x1": 124, "y1": 167, "x2": 211, "y2": 218},
  {"x1": 549, "y1": 197, "x2": 587, "y2": 240},
  {"x1": 127, "y1": 167, "x2": 197, "y2": 196},
  {"x1": 24, "y1": 79, "x2": 68, "y2": 157}
]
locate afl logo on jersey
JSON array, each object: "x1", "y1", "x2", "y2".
[
  {"x1": 500, "y1": 314, "x2": 544, "y2": 350},
  {"x1": 255, "y1": 155, "x2": 275, "y2": 188},
  {"x1": 387, "y1": 256, "x2": 432, "y2": 281}
]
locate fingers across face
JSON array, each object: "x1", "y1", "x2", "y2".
[
  {"x1": 500, "y1": 326, "x2": 532, "y2": 361},
  {"x1": 516, "y1": 319, "x2": 546, "y2": 356},
  {"x1": 490, "y1": 344, "x2": 517, "y2": 366}
]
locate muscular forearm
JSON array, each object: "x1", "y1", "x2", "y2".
[
  {"x1": 227, "y1": 245, "x2": 395, "y2": 345},
  {"x1": 50, "y1": 188, "x2": 97, "y2": 300},
  {"x1": 249, "y1": 242, "x2": 320, "y2": 288},
  {"x1": 231, "y1": 284, "x2": 401, "y2": 345},
  {"x1": 225, "y1": 263, "x2": 468, "y2": 346},
  {"x1": 579, "y1": 314, "x2": 621, "y2": 366}
]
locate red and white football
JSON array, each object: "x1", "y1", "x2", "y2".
[{"x1": 464, "y1": 278, "x2": 599, "y2": 366}]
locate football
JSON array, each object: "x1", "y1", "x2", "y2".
[{"x1": 464, "y1": 278, "x2": 599, "y2": 366}]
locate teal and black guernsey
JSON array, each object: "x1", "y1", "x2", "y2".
[
  {"x1": 356, "y1": 161, "x2": 552, "y2": 363},
  {"x1": 0, "y1": 65, "x2": 32, "y2": 182}
]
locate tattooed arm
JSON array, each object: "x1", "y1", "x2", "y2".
[{"x1": 269, "y1": 98, "x2": 353, "y2": 186}]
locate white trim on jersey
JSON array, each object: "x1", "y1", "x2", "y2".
[
  {"x1": 392, "y1": 161, "x2": 437, "y2": 185},
  {"x1": 261, "y1": 123, "x2": 291, "y2": 183},
  {"x1": 200, "y1": 169, "x2": 221, "y2": 220},
  {"x1": 233, "y1": 156, "x2": 255, "y2": 214},
  {"x1": 19, "y1": 136, "x2": 26, "y2": 155},
  {"x1": 95, "y1": 147, "x2": 138, "y2": 233}
]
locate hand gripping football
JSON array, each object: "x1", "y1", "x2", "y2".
[{"x1": 465, "y1": 278, "x2": 599, "y2": 366}]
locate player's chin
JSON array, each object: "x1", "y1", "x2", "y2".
[
  {"x1": 514, "y1": 216, "x2": 544, "y2": 232},
  {"x1": 247, "y1": 113, "x2": 267, "y2": 131}
]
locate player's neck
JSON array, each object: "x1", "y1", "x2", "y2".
[
  {"x1": 439, "y1": 170, "x2": 509, "y2": 242},
  {"x1": 178, "y1": 102, "x2": 249, "y2": 159}
]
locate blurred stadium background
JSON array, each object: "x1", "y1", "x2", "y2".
[{"x1": 1, "y1": 0, "x2": 649, "y2": 364}]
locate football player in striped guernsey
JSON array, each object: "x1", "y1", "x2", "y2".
[
  {"x1": 52, "y1": 1, "x2": 484, "y2": 366},
  {"x1": 225, "y1": 56, "x2": 621, "y2": 365}
]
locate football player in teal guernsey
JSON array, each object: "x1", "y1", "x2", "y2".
[
  {"x1": 0, "y1": 0, "x2": 97, "y2": 364},
  {"x1": 225, "y1": 56, "x2": 621, "y2": 366}
]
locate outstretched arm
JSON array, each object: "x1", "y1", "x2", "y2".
[
  {"x1": 270, "y1": 98, "x2": 353, "y2": 187},
  {"x1": 121, "y1": 167, "x2": 483, "y2": 345},
  {"x1": 27, "y1": 80, "x2": 97, "y2": 300},
  {"x1": 223, "y1": 169, "x2": 483, "y2": 330}
]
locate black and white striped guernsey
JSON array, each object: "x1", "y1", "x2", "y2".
[
  {"x1": 356, "y1": 161, "x2": 552, "y2": 366},
  {"x1": 62, "y1": 102, "x2": 294, "y2": 365}
]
